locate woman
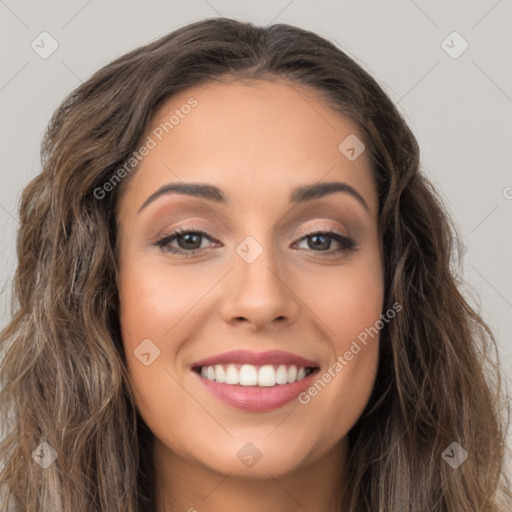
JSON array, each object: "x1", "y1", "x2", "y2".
[{"x1": 0, "y1": 17, "x2": 510, "y2": 512}]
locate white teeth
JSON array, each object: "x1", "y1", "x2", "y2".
[
  {"x1": 214, "y1": 364, "x2": 225, "y2": 383},
  {"x1": 276, "y1": 364, "x2": 288, "y2": 385},
  {"x1": 287, "y1": 365, "x2": 297, "y2": 383},
  {"x1": 258, "y1": 365, "x2": 276, "y2": 387},
  {"x1": 199, "y1": 363, "x2": 314, "y2": 387},
  {"x1": 239, "y1": 364, "x2": 258, "y2": 386},
  {"x1": 225, "y1": 364, "x2": 239, "y2": 385}
]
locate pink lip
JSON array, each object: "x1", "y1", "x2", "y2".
[
  {"x1": 194, "y1": 370, "x2": 319, "y2": 411},
  {"x1": 191, "y1": 349, "x2": 319, "y2": 369},
  {"x1": 191, "y1": 349, "x2": 320, "y2": 412}
]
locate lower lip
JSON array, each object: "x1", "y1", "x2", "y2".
[{"x1": 194, "y1": 370, "x2": 318, "y2": 411}]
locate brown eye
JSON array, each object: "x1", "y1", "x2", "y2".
[
  {"x1": 154, "y1": 228, "x2": 218, "y2": 256},
  {"x1": 174, "y1": 232, "x2": 203, "y2": 250},
  {"x1": 294, "y1": 230, "x2": 356, "y2": 254}
]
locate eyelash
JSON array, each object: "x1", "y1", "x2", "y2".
[{"x1": 153, "y1": 225, "x2": 357, "y2": 259}]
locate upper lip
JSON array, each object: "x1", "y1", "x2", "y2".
[{"x1": 191, "y1": 349, "x2": 319, "y2": 369}]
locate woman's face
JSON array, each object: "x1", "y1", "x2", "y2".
[{"x1": 116, "y1": 79, "x2": 384, "y2": 481}]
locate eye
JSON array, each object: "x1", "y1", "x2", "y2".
[
  {"x1": 153, "y1": 226, "x2": 357, "y2": 258},
  {"x1": 154, "y1": 226, "x2": 218, "y2": 257},
  {"x1": 293, "y1": 228, "x2": 356, "y2": 254}
]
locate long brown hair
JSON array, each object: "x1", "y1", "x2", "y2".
[{"x1": 1, "y1": 17, "x2": 510, "y2": 511}]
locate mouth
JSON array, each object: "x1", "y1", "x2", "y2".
[
  {"x1": 191, "y1": 350, "x2": 320, "y2": 411},
  {"x1": 193, "y1": 363, "x2": 317, "y2": 386}
]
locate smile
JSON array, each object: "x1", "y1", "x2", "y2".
[
  {"x1": 191, "y1": 350, "x2": 320, "y2": 411},
  {"x1": 196, "y1": 363, "x2": 315, "y2": 386}
]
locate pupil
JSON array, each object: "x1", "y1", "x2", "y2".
[
  {"x1": 179, "y1": 233, "x2": 201, "y2": 250},
  {"x1": 309, "y1": 234, "x2": 330, "y2": 251}
]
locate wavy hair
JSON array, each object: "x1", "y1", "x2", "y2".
[{"x1": 1, "y1": 17, "x2": 510, "y2": 511}]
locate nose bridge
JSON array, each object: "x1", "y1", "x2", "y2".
[{"x1": 220, "y1": 233, "x2": 299, "y2": 329}]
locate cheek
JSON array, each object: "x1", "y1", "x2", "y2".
[
  {"x1": 117, "y1": 252, "x2": 231, "y2": 431},
  {"x1": 117, "y1": 262, "x2": 199, "y2": 444},
  {"x1": 117, "y1": 257, "x2": 182, "y2": 411},
  {"x1": 299, "y1": 344, "x2": 379, "y2": 457},
  {"x1": 296, "y1": 253, "x2": 384, "y2": 342},
  {"x1": 118, "y1": 256, "x2": 218, "y2": 349},
  {"x1": 292, "y1": 255, "x2": 383, "y2": 434}
]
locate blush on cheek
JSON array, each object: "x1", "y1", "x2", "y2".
[{"x1": 303, "y1": 277, "x2": 383, "y2": 340}]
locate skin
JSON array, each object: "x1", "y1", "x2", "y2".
[{"x1": 116, "y1": 78, "x2": 384, "y2": 512}]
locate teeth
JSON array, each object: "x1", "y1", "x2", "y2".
[
  {"x1": 225, "y1": 364, "x2": 239, "y2": 385},
  {"x1": 214, "y1": 364, "x2": 225, "y2": 383},
  {"x1": 287, "y1": 365, "x2": 297, "y2": 383},
  {"x1": 258, "y1": 365, "x2": 276, "y2": 387},
  {"x1": 239, "y1": 364, "x2": 258, "y2": 386},
  {"x1": 198, "y1": 363, "x2": 314, "y2": 387},
  {"x1": 276, "y1": 364, "x2": 288, "y2": 385}
]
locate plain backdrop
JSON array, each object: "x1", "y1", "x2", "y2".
[{"x1": 1, "y1": 0, "x2": 511, "y2": 473}]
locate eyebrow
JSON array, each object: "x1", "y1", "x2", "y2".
[{"x1": 137, "y1": 180, "x2": 369, "y2": 214}]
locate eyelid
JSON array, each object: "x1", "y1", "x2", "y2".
[
  {"x1": 154, "y1": 222, "x2": 349, "y2": 245},
  {"x1": 154, "y1": 224, "x2": 218, "y2": 247},
  {"x1": 295, "y1": 223, "x2": 349, "y2": 239}
]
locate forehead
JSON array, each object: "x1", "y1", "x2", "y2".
[{"x1": 118, "y1": 78, "x2": 377, "y2": 216}]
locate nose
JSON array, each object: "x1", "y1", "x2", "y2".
[{"x1": 220, "y1": 242, "x2": 300, "y2": 331}]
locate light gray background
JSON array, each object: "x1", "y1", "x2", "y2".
[{"x1": 1, "y1": 0, "x2": 511, "y2": 468}]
